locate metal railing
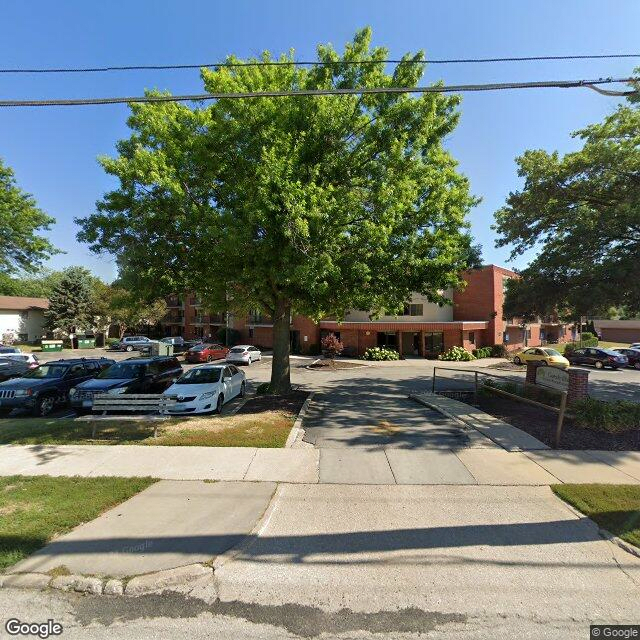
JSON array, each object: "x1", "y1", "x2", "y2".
[{"x1": 432, "y1": 366, "x2": 568, "y2": 448}]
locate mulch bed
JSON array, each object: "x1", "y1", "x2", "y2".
[
  {"x1": 237, "y1": 390, "x2": 309, "y2": 416},
  {"x1": 474, "y1": 393, "x2": 640, "y2": 451},
  {"x1": 484, "y1": 362, "x2": 526, "y2": 371},
  {"x1": 307, "y1": 359, "x2": 366, "y2": 370}
]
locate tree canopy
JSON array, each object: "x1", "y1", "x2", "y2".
[
  {"x1": 77, "y1": 28, "x2": 479, "y2": 392},
  {"x1": 44, "y1": 267, "x2": 95, "y2": 338},
  {"x1": 0, "y1": 158, "x2": 58, "y2": 275},
  {"x1": 494, "y1": 75, "x2": 640, "y2": 320}
]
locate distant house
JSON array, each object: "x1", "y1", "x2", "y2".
[{"x1": 0, "y1": 295, "x2": 49, "y2": 343}]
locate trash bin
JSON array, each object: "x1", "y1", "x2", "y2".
[
  {"x1": 149, "y1": 342, "x2": 173, "y2": 356},
  {"x1": 41, "y1": 340, "x2": 63, "y2": 352},
  {"x1": 77, "y1": 337, "x2": 96, "y2": 349}
]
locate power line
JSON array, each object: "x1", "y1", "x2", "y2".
[
  {"x1": 0, "y1": 53, "x2": 639, "y2": 74},
  {"x1": 0, "y1": 77, "x2": 636, "y2": 108}
]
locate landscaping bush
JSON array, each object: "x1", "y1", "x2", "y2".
[
  {"x1": 438, "y1": 346, "x2": 476, "y2": 361},
  {"x1": 491, "y1": 344, "x2": 509, "y2": 359},
  {"x1": 571, "y1": 397, "x2": 640, "y2": 433},
  {"x1": 578, "y1": 332, "x2": 599, "y2": 347},
  {"x1": 362, "y1": 346, "x2": 400, "y2": 361},
  {"x1": 321, "y1": 334, "x2": 344, "y2": 359},
  {"x1": 472, "y1": 347, "x2": 492, "y2": 359},
  {"x1": 106, "y1": 338, "x2": 120, "y2": 347},
  {"x1": 307, "y1": 343, "x2": 321, "y2": 356}
]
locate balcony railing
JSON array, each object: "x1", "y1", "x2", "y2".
[{"x1": 166, "y1": 297, "x2": 184, "y2": 309}]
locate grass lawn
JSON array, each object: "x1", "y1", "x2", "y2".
[
  {"x1": 0, "y1": 475, "x2": 155, "y2": 571},
  {"x1": 0, "y1": 411, "x2": 294, "y2": 447},
  {"x1": 552, "y1": 484, "x2": 640, "y2": 548}
]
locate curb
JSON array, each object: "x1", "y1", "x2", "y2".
[
  {"x1": 285, "y1": 392, "x2": 315, "y2": 448},
  {"x1": 0, "y1": 563, "x2": 215, "y2": 596}
]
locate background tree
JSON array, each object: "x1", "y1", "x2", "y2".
[
  {"x1": 77, "y1": 28, "x2": 478, "y2": 393},
  {"x1": 0, "y1": 158, "x2": 58, "y2": 275},
  {"x1": 44, "y1": 267, "x2": 95, "y2": 344},
  {"x1": 494, "y1": 74, "x2": 640, "y2": 319},
  {"x1": 0, "y1": 268, "x2": 67, "y2": 298},
  {"x1": 108, "y1": 289, "x2": 167, "y2": 339}
]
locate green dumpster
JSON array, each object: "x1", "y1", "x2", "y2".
[
  {"x1": 41, "y1": 340, "x2": 63, "y2": 352},
  {"x1": 77, "y1": 337, "x2": 96, "y2": 349}
]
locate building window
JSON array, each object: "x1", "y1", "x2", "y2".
[
  {"x1": 468, "y1": 331, "x2": 475, "y2": 344},
  {"x1": 249, "y1": 327, "x2": 254, "y2": 338},
  {"x1": 377, "y1": 332, "x2": 397, "y2": 348},
  {"x1": 401, "y1": 304, "x2": 423, "y2": 316}
]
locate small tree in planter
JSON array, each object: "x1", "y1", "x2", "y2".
[{"x1": 321, "y1": 334, "x2": 344, "y2": 359}]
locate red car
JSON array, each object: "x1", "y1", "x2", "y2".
[{"x1": 185, "y1": 343, "x2": 229, "y2": 363}]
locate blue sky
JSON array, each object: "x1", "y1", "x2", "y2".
[{"x1": 1, "y1": 0, "x2": 638, "y2": 282}]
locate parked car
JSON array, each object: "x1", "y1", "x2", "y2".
[
  {"x1": 629, "y1": 343, "x2": 640, "y2": 349},
  {"x1": 185, "y1": 343, "x2": 229, "y2": 363},
  {"x1": 69, "y1": 356, "x2": 183, "y2": 411},
  {"x1": 139, "y1": 336, "x2": 202, "y2": 356},
  {"x1": 566, "y1": 347, "x2": 628, "y2": 370},
  {"x1": 225, "y1": 345, "x2": 262, "y2": 365},
  {"x1": 115, "y1": 336, "x2": 157, "y2": 352},
  {"x1": 1, "y1": 353, "x2": 39, "y2": 366},
  {"x1": 0, "y1": 357, "x2": 115, "y2": 416},
  {"x1": 612, "y1": 348, "x2": 640, "y2": 370},
  {"x1": 0, "y1": 346, "x2": 22, "y2": 355},
  {"x1": 163, "y1": 364, "x2": 246, "y2": 415},
  {"x1": 512, "y1": 347, "x2": 570, "y2": 369},
  {"x1": 0, "y1": 357, "x2": 34, "y2": 382}
]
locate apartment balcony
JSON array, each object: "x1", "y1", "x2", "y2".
[
  {"x1": 248, "y1": 313, "x2": 273, "y2": 326},
  {"x1": 166, "y1": 296, "x2": 184, "y2": 309},
  {"x1": 164, "y1": 313, "x2": 185, "y2": 325},
  {"x1": 209, "y1": 313, "x2": 225, "y2": 324}
]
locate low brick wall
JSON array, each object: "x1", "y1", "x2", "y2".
[{"x1": 525, "y1": 361, "x2": 589, "y2": 404}]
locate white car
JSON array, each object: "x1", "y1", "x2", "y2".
[
  {"x1": 225, "y1": 345, "x2": 262, "y2": 365},
  {"x1": 630, "y1": 343, "x2": 640, "y2": 349},
  {"x1": 162, "y1": 364, "x2": 246, "y2": 415},
  {"x1": 2, "y1": 353, "x2": 39, "y2": 366}
]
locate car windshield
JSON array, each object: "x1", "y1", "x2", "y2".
[
  {"x1": 176, "y1": 368, "x2": 222, "y2": 384},
  {"x1": 602, "y1": 349, "x2": 623, "y2": 356},
  {"x1": 0, "y1": 347, "x2": 19, "y2": 354},
  {"x1": 542, "y1": 349, "x2": 562, "y2": 357},
  {"x1": 98, "y1": 363, "x2": 146, "y2": 379},
  {"x1": 189, "y1": 345, "x2": 207, "y2": 352},
  {"x1": 230, "y1": 347, "x2": 246, "y2": 353},
  {"x1": 24, "y1": 364, "x2": 68, "y2": 378}
]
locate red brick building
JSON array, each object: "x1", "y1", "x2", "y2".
[{"x1": 163, "y1": 264, "x2": 575, "y2": 358}]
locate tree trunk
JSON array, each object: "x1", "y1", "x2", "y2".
[{"x1": 270, "y1": 299, "x2": 291, "y2": 394}]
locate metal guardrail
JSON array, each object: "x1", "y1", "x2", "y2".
[{"x1": 432, "y1": 366, "x2": 568, "y2": 448}]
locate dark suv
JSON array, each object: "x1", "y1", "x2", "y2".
[
  {"x1": 69, "y1": 356, "x2": 183, "y2": 411},
  {"x1": 0, "y1": 357, "x2": 115, "y2": 416},
  {"x1": 613, "y1": 348, "x2": 640, "y2": 370},
  {"x1": 567, "y1": 347, "x2": 628, "y2": 370}
]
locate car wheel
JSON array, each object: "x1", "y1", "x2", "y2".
[
  {"x1": 246, "y1": 357, "x2": 252, "y2": 366},
  {"x1": 126, "y1": 345, "x2": 134, "y2": 352},
  {"x1": 635, "y1": 362, "x2": 640, "y2": 370},
  {"x1": 595, "y1": 361, "x2": 604, "y2": 369},
  {"x1": 239, "y1": 381, "x2": 246, "y2": 398},
  {"x1": 207, "y1": 355, "x2": 212, "y2": 362},
  {"x1": 216, "y1": 394, "x2": 224, "y2": 414},
  {"x1": 513, "y1": 356, "x2": 521, "y2": 365},
  {"x1": 35, "y1": 394, "x2": 56, "y2": 417}
]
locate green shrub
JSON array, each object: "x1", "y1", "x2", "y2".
[
  {"x1": 106, "y1": 338, "x2": 120, "y2": 347},
  {"x1": 571, "y1": 397, "x2": 640, "y2": 433},
  {"x1": 491, "y1": 344, "x2": 509, "y2": 359},
  {"x1": 578, "y1": 332, "x2": 599, "y2": 347},
  {"x1": 216, "y1": 327, "x2": 241, "y2": 346},
  {"x1": 362, "y1": 347, "x2": 400, "y2": 361},
  {"x1": 438, "y1": 346, "x2": 476, "y2": 362},
  {"x1": 472, "y1": 347, "x2": 492, "y2": 359},
  {"x1": 307, "y1": 343, "x2": 321, "y2": 356}
]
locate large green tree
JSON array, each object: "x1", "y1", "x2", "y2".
[
  {"x1": 77, "y1": 28, "x2": 478, "y2": 392},
  {"x1": 0, "y1": 158, "x2": 58, "y2": 275},
  {"x1": 44, "y1": 266, "x2": 95, "y2": 342},
  {"x1": 494, "y1": 75, "x2": 640, "y2": 319},
  {"x1": 0, "y1": 268, "x2": 67, "y2": 298}
]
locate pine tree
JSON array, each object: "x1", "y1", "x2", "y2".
[{"x1": 44, "y1": 267, "x2": 95, "y2": 344}]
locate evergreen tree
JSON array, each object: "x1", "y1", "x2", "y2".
[{"x1": 44, "y1": 267, "x2": 95, "y2": 342}]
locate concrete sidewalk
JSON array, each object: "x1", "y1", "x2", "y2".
[
  {"x1": 12, "y1": 481, "x2": 276, "y2": 577},
  {"x1": 2, "y1": 442, "x2": 639, "y2": 485}
]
